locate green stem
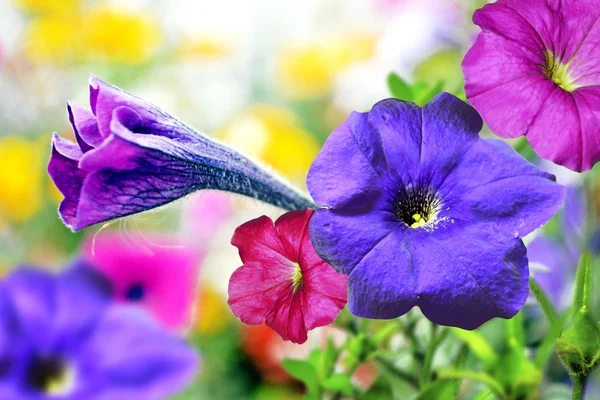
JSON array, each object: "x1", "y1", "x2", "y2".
[
  {"x1": 573, "y1": 253, "x2": 593, "y2": 310},
  {"x1": 529, "y1": 277, "x2": 558, "y2": 325},
  {"x1": 420, "y1": 324, "x2": 447, "y2": 388},
  {"x1": 375, "y1": 356, "x2": 420, "y2": 390},
  {"x1": 571, "y1": 373, "x2": 588, "y2": 400}
]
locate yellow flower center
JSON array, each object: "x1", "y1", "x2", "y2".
[
  {"x1": 291, "y1": 262, "x2": 303, "y2": 293},
  {"x1": 396, "y1": 186, "x2": 440, "y2": 229},
  {"x1": 544, "y1": 50, "x2": 581, "y2": 92},
  {"x1": 28, "y1": 358, "x2": 75, "y2": 396},
  {"x1": 411, "y1": 213, "x2": 427, "y2": 228}
]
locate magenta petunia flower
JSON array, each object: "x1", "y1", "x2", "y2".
[
  {"x1": 228, "y1": 209, "x2": 347, "y2": 344},
  {"x1": 463, "y1": 0, "x2": 600, "y2": 172},
  {"x1": 81, "y1": 232, "x2": 201, "y2": 332},
  {"x1": 48, "y1": 76, "x2": 314, "y2": 232}
]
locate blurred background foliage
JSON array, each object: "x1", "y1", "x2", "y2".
[{"x1": 1, "y1": 0, "x2": 600, "y2": 398}]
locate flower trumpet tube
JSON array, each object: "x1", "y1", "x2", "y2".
[{"x1": 48, "y1": 76, "x2": 314, "y2": 231}]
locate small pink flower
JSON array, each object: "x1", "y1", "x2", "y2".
[
  {"x1": 82, "y1": 232, "x2": 202, "y2": 332},
  {"x1": 228, "y1": 209, "x2": 347, "y2": 344}
]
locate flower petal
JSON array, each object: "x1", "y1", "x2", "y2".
[
  {"x1": 274, "y1": 209, "x2": 313, "y2": 262},
  {"x1": 367, "y1": 98, "x2": 422, "y2": 179},
  {"x1": 231, "y1": 215, "x2": 290, "y2": 265},
  {"x1": 75, "y1": 135, "x2": 198, "y2": 231},
  {"x1": 527, "y1": 236, "x2": 572, "y2": 309},
  {"x1": 562, "y1": 186, "x2": 586, "y2": 238},
  {"x1": 498, "y1": 0, "x2": 600, "y2": 62},
  {"x1": 68, "y1": 103, "x2": 102, "y2": 152},
  {"x1": 524, "y1": 88, "x2": 589, "y2": 171},
  {"x1": 309, "y1": 208, "x2": 401, "y2": 275},
  {"x1": 570, "y1": 87, "x2": 600, "y2": 170},
  {"x1": 81, "y1": 233, "x2": 200, "y2": 331},
  {"x1": 302, "y1": 262, "x2": 347, "y2": 330},
  {"x1": 347, "y1": 229, "x2": 418, "y2": 319},
  {"x1": 2, "y1": 265, "x2": 110, "y2": 348},
  {"x1": 265, "y1": 291, "x2": 307, "y2": 344},
  {"x1": 307, "y1": 112, "x2": 386, "y2": 210},
  {"x1": 440, "y1": 138, "x2": 564, "y2": 237},
  {"x1": 228, "y1": 262, "x2": 294, "y2": 325},
  {"x1": 48, "y1": 134, "x2": 87, "y2": 228},
  {"x1": 81, "y1": 306, "x2": 198, "y2": 400},
  {"x1": 463, "y1": 3, "x2": 555, "y2": 140},
  {"x1": 415, "y1": 224, "x2": 529, "y2": 330},
  {"x1": 420, "y1": 93, "x2": 483, "y2": 176},
  {"x1": 228, "y1": 216, "x2": 294, "y2": 325}
]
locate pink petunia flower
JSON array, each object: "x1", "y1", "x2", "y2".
[
  {"x1": 82, "y1": 232, "x2": 202, "y2": 332},
  {"x1": 463, "y1": 0, "x2": 600, "y2": 172},
  {"x1": 228, "y1": 209, "x2": 347, "y2": 344}
]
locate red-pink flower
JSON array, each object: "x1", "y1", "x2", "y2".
[{"x1": 228, "y1": 209, "x2": 347, "y2": 344}]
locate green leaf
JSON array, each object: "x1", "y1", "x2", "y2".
[
  {"x1": 375, "y1": 356, "x2": 419, "y2": 400},
  {"x1": 472, "y1": 389, "x2": 498, "y2": 400},
  {"x1": 387, "y1": 73, "x2": 414, "y2": 102},
  {"x1": 414, "y1": 380, "x2": 456, "y2": 400},
  {"x1": 506, "y1": 311, "x2": 525, "y2": 347},
  {"x1": 438, "y1": 369, "x2": 506, "y2": 398},
  {"x1": 319, "y1": 338, "x2": 340, "y2": 380},
  {"x1": 282, "y1": 359, "x2": 320, "y2": 400},
  {"x1": 372, "y1": 320, "x2": 402, "y2": 345},
  {"x1": 573, "y1": 253, "x2": 593, "y2": 310},
  {"x1": 529, "y1": 277, "x2": 558, "y2": 326},
  {"x1": 374, "y1": 355, "x2": 419, "y2": 390},
  {"x1": 415, "y1": 80, "x2": 445, "y2": 106},
  {"x1": 322, "y1": 374, "x2": 354, "y2": 396},
  {"x1": 413, "y1": 49, "x2": 464, "y2": 91},
  {"x1": 535, "y1": 310, "x2": 569, "y2": 368},
  {"x1": 513, "y1": 137, "x2": 537, "y2": 162},
  {"x1": 451, "y1": 328, "x2": 498, "y2": 370}
]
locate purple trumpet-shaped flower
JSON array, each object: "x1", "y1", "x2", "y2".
[
  {"x1": 307, "y1": 93, "x2": 564, "y2": 330},
  {"x1": 49, "y1": 76, "x2": 314, "y2": 231},
  {"x1": 0, "y1": 263, "x2": 198, "y2": 400}
]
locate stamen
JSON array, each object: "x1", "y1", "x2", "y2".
[
  {"x1": 544, "y1": 50, "x2": 581, "y2": 92},
  {"x1": 395, "y1": 185, "x2": 441, "y2": 229},
  {"x1": 291, "y1": 263, "x2": 303, "y2": 293}
]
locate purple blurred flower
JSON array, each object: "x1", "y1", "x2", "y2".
[
  {"x1": 48, "y1": 76, "x2": 314, "y2": 232},
  {"x1": 307, "y1": 93, "x2": 564, "y2": 329},
  {"x1": 0, "y1": 264, "x2": 198, "y2": 399},
  {"x1": 463, "y1": 0, "x2": 600, "y2": 172},
  {"x1": 528, "y1": 186, "x2": 596, "y2": 310}
]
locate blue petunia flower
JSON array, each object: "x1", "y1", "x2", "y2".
[
  {"x1": 307, "y1": 93, "x2": 564, "y2": 330},
  {"x1": 0, "y1": 263, "x2": 198, "y2": 399},
  {"x1": 49, "y1": 76, "x2": 314, "y2": 232},
  {"x1": 528, "y1": 186, "x2": 598, "y2": 311}
]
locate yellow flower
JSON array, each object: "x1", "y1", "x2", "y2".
[
  {"x1": 23, "y1": 13, "x2": 82, "y2": 64},
  {"x1": 276, "y1": 32, "x2": 376, "y2": 99},
  {"x1": 217, "y1": 105, "x2": 320, "y2": 183},
  {"x1": 83, "y1": 6, "x2": 161, "y2": 65},
  {"x1": 194, "y1": 285, "x2": 229, "y2": 334},
  {"x1": 178, "y1": 35, "x2": 230, "y2": 59},
  {"x1": 0, "y1": 136, "x2": 44, "y2": 223},
  {"x1": 12, "y1": 0, "x2": 79, "y2": 14}
]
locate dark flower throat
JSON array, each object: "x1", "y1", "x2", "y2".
[
  {"x1": 395, "y1": 185, "x2": 440, "y2": 228},
  {"x1": 27, "y1": 356, "x2": 70, "y2": 394}
]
